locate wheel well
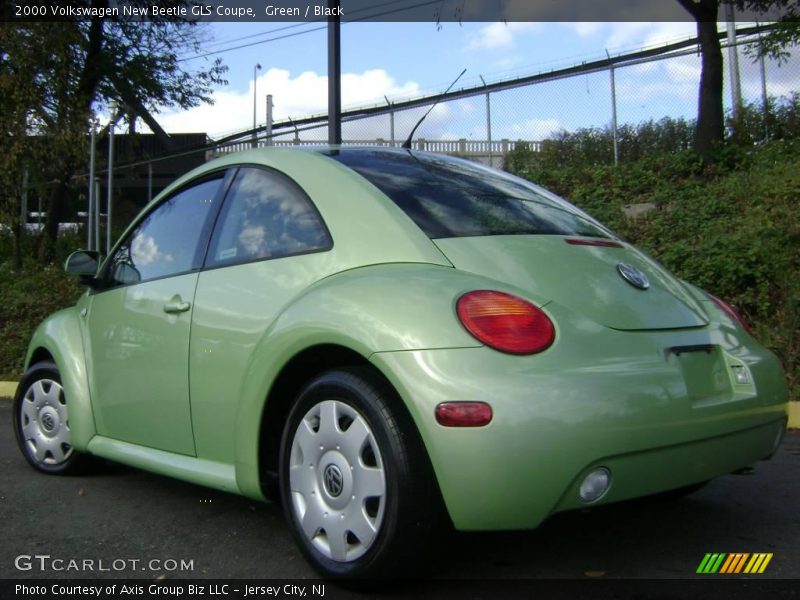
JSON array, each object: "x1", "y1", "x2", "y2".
[
  {"x1": 257, "y1": 343, "x2": 440, "y2": 505},
  {"x1": 28, "y1": 348, "x2": 54, "y2": 370},
  {"x1": 259, "y1": 344, "x2": 370, "y2": 499}
]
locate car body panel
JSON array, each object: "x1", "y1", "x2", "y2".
[
  {"x1": 371, "y1": 301, "x2": 788, "y2": 529},
  {"x1": 433, "y1": 235, "x2": 709, "y2": 330},
  {"x1": 84, "y1": 273, "x2": 199, "y2": 456},
  {"x1": 192, "y1": 262, "x2": 523, "y2": 500},
  {"x1": 86, "y1": 435, "x2": 240, "y2": 494},
  {"x1": 24, "y1": 301, "x2": 95, "y2": 452}
]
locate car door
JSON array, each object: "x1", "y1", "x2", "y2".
[
  {"x1": 188, "y1": 166, "x2": 333, "y2": 464},
  {"x1": 84, "y1": 173, "x2": 227, "y2": 456}
]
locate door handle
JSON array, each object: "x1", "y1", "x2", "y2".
[{"x1": 163, "y1": 295, "x2": 191, "y2": 314}]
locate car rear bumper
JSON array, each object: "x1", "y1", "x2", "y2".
[{"x1": 371, "y1": 326, "x2": 789, "y2": 531}]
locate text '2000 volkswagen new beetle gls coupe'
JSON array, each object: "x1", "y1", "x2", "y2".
[{"x1": 14, "y1": 147, "x2": 789, "y2": 578}]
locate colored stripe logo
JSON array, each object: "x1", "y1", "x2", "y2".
[{"x1": 697, "y1": 553, "x2": 773, "y2": 574}]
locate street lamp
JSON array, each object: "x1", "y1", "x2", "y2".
[{"x1": 253, "y1": 63, "x2": 262, "y2": 147}]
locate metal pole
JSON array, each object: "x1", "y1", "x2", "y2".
[
  {"x1": 384, "y1": 96, "x2": 394, "y2": 147},
  {"x1": 94, "y1": 178, "x2": 100, "y2": 250},
  {"x1": 327, "y1": 0, "x2": 342, "y2": 145},
  {"x1": 266, "y1": 94, "x2": 274, "y2": 146},
  {"x1": 757, "y1": 29, "x2": 769, "y2": 132},
  {"x1": 607, "y1": 52, "x2": 619, "y2": 166},
  {"x1": 725, "y1": 4, "x2": 742, "y2": 117},
  {"x1": 148, "y1": 161, "x2": 153, "y2": 203},
  {"x1": 21, "y1": 167, "x2": 28, "y2": 236},
  {"x1": 253, "y1": 63, "x2": 262, "y2": 148},
  {"x1": 88, "y1": 119, "x2": 96, "y2": 250},
  {"x1": 107, "y1": 100, "x2": 117, "y2": 256},
  {"x1": 481, "y1": 76, "x2": 493, "y2": 168}
]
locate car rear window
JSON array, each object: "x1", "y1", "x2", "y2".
[{"x1": 327, "y1": 149, "x2": 611, "y2": 240}]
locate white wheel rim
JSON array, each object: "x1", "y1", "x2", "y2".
[
  {"x1": 19, "y1": 378, "x2": 73, "y2": 465},
  {"x1": 289, "y1": 399, "x2": 386, "y2": 562}
]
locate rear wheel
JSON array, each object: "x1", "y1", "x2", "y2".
[
  {"x1": 13, "y1": 361, "x2": 83, "y2": 474},
  {"x1": 279, "y1": 368, "x2": 435, "y2": 578}
]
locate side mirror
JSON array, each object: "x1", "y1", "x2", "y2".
[{"x1": 64, "y1": 250, "x2": 101, "y2": 286}]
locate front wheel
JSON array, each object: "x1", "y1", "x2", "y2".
[
  {"x1": 13, "y1": 361, "x2": 83, "y2": 474},
  {"x1": 279, "y1": 368, "x2": 436, "y2": 578}
]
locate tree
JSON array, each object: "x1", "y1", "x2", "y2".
[
  {"x1": 2, "y1": 2, "x2": 227, "y2": 263},
  {"x1": 677, "y1": 0, "x2": 799, "y2": 162}
]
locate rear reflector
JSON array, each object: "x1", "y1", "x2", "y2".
[
  {"x1": 565, "y1": 238, "x2": 624, "y2": 248},
  {"x1": 456, "y1": 290, "x2": 555, "y2": 355},
  {"x1": 435, "y1": 402, "x2": 493, "y2": 427}
]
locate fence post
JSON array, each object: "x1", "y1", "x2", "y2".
[
  {"x1": 94, "y1": 179, "x2": 100, "y2": 252},
  {"x1": 106, "y1": 100, "x2": 117, "y2": 255},
  {"x1": 87, "y1": 119, "x2": 96, "y2": 250},
  {"x1": 758, "y1": 31, "x2": 769, "y2": 138},
  {"x1": 480, "y1": 76, "x2": 493, "y2": 168},
  {"x1": 21, "y1": 167, "x2": 29, "y2": 237},
  {"x1": 725, "y1": 5, "x2": 743, "y2": 118},
  {"x1": 385, "y1": 96, "x2": 395, "y2": 147},
  {"x1": 148, "y1": 161, "x2": 153, "y2": 203},
  {"x1": 606, "y1": 51, "x2": 619, "y2": 166}
]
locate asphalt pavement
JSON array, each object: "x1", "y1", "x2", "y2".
[{"x1": 1, "y1": 400, "x2": 798, "y2": 583}]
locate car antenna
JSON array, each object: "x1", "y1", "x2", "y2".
[{"x1": 401, "y1": 68, "x2": 467, "y2": 150}]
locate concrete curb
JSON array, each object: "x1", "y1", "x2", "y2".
[
  {"x1": 0, "y1": 380, "x2": 798, "y2": 426},
  {"x1": 0, "y1": 381, "x2": 17, "y2": 400},
  {"x1": 790, "y1": 401, "x2": 800, "y2": 429}
]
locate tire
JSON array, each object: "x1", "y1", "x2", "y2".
[
  {"x1": 279, "y1": 368, "x2": 436, "y2": 579},
  {"x1": 13, "y1": 361, "x2": 83, "y2": 475}
]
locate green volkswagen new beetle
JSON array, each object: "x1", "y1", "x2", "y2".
[{"x1": 14, "y1": 147, "x2": 789, "y2": 578}]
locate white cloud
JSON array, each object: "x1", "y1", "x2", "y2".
[
  {"x1": 501, "y1": 118, "x2": 562, "y2": 140},
  {"x1": 563, "y1": 22, "x2": 699, "y2": 54},
  {"x1": 155, "y1": 68, "x2": 420, "y2": 138},
  {"x1": 467, "y1": 22, "x2": 541, "y2": 50}
]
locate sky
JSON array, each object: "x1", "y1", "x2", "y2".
[{"x1": 152, "y1": 20, "x2": 796, "y2": 142}]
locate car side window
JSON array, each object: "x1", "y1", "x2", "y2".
[
  {"x1": 206, "y1": 167, "x2": 331, "y2": 268},
  {"x1": 106, "y1": 176, "x2": 223, "y2": 286}
]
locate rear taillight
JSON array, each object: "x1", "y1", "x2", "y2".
[
  {"x1": 456, "y1": 290, "x2": 555, "y2": 355},
  {"x1": 707, "y1": 293, "x2": 752, "y2": 334}
]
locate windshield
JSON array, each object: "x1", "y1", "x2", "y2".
[{"x1": 326, "y1": 149, "x2": 613, "y2": 240}]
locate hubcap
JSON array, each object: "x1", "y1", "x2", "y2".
[
  {"x1": 19, "y1": 379, "x2": 73, "y2": 465},
  {"x1": 289, "y1": 400, "x2": 386, "y2": 562}
]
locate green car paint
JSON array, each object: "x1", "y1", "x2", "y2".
[{"x1": 23, "y1": 146, "x2": 788, "y2": 532}]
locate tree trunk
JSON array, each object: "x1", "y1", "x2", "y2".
[
  {"x1": 38, "y1": 177, "x2": 70, "y2": 263},
  {"x1": 677, "y1": 0, "x2": 724, "y2": 163},
  {"x1": 695, "y1": 19, "x2": 725, "y2": 161},
  {"x1": 38, "y1": 12, "x2": 106, "y2": 264}
]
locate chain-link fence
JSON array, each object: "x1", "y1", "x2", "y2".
[{"x1": 219, "y1": 27, "x2": 799, "y2": 171}]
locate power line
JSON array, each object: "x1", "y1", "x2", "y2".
[{"x1": 178, "y1": 0, "x2": 443, "y2": 62}]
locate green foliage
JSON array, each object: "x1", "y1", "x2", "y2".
[
  {"x1": 0, "y1": 261, "x2": 83, "y2": 381},
  {"x1": 1, "y1": 14, "x2": 228, "y2": 262},
  {"x1": 505, "y1": 106, "x2": 800, "y2": 401}
]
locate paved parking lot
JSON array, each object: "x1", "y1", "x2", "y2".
[{"x1": 1, "y1": 400, "x2": 798, "y2": 584}]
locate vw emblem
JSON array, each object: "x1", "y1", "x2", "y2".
[
  {"x1": 323, "y1": 464, "x2": 344, "y2": 498},
  {"x1": 617, "y1": 263, "x2": 650, "y2": 290},
  {"x1": 41, "y1": 413, "x2": 55, "y2": 431}
]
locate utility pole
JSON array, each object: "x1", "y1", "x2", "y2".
[{"x1": 327, "y1": 0, "x2": 342, "y2": 145}]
